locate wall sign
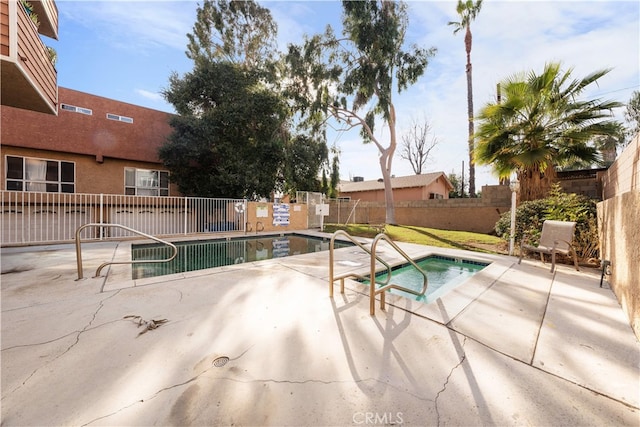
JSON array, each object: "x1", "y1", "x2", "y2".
[
  {"x1": 256, "y1": 205, "x2": 268, "y2": 218},
  {"x1": 273, "y1": 203, "x2": 290, "y2": 226}
]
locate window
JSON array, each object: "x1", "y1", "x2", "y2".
[
  {"x1": 107, "y1": 113, "x2": 133, "y2": 124},
  {"x1": 5, "y1": 156, "x2": 75, "y2": 193},
  {"x1": 60, "y1": 104, "x2": 92, "y2": 115},
  {"x1": 125, "y1": 168, "x2": 169, "y2": 196}
]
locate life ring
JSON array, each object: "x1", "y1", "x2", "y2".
[{"x1": 234, "y1": 202, "x2": 245, "y2": 213}]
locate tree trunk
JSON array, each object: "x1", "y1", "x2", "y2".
[
  {"x1": 465, "y1": 27, "x2": 475, "y2": 197},
  {"x1": 381, "y1": 103, "x2": 398, "y2": 225},
  {"x1": 380, "y1": 151, "x2": 396, "y2": 225},
  {"x1": 518, "y1": 166, "x2": 557, "y2": 201}
]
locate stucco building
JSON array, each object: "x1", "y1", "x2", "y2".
[{"x1": 338, "y1": 172, "x2": 454, "y2": 202}]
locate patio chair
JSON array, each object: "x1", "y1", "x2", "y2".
[{"x1": 518, "y1": 220, "x2": 579, "y2": 273}]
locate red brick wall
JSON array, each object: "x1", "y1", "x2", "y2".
[
  {"x1": 1, "y1": 87, "x2": 173, "y2": 163},
  {"x1": 0, "y1": 146, "x2": 179, "y2": 195}
]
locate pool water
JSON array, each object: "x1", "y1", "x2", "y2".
[
  {"x1": 131, "y1": 234, "x2": 352, "y2": 279},
  {"x1": 364, "y1": 256, "x2": 488, "y2": 304}
]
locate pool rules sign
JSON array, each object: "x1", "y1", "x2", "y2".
[{"x1": 273, "y1": 204, "x2": 290, "y2": 226}]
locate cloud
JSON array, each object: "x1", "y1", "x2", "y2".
[
  {"x1": 363, "y1": 0, "x2": 639, "y2": 185},
  {"x1": 60, "y1": 1, "x2": 197, "y2": 52},
  {"x1": 266, "y1": 1, "x2": 323, "y2": 50},
  {"x1": 57, "y1": 0, "x2": 638, "y2": 188},
  {"x1": 135, "y1": 89, "x2": 164, "y2": 102}
]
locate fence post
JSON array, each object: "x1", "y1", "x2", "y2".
[
  {"x1": 99, "y1": 193, "x2": 104, "y2": 240},
  {"x1": 184, "y1": 197, "x2": 188, "y2": 235}
]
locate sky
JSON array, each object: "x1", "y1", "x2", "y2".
[{"x1": 53, "y1": 0, "x2": 640, "y2": 188}]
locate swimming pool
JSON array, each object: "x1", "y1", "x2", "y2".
[
  {"x1": 363, "y1": 255, "x2": 488, "y2": 304},
  {"x1": 131, "y1": 234, "x2": 353, "y2": 279}
]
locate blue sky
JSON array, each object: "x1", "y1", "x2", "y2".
[{"x1": 53, "y1": 1, "x2": 640, "y2": 188}]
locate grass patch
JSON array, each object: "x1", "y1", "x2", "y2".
[{"x1": 324, "y1": 224, "x2": 506, "y2": 254}]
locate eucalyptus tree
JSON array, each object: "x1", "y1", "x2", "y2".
[
  {"x1": 160, "y1": 0, "x2": 289, "y2": 199},
  {"x1": 162, "y1": 0, "x2": 330, "y2": 198},
  {"x1": 474, "y1": 62, "x2": 622, "y2": 201},
  {"x1": 285, "y1": 0, "x2": 435, "y2": 224},
  {"x1": 186, "y1": 0, "x2": 277, "y2": 70},
  {"x1": 449, "y1": 0, "x2": 483, "y2": 197}
]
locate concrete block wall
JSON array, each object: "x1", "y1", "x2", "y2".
[
  {"x1": 597, "y1": 133, "x2": 640, "y2": 339},
  {"x1": 328, "y1": 185, "x2": 512, "y2": 234},
  {"x1": 559, "y1": 178, "x2": 601, "y2": 199},
  {"x1": 601, "y1": 134, "x2": 640, "y2": 200}
]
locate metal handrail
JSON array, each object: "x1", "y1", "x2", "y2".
[
  {"x1": 328, "y1": 230, "x2": 429, "y2": 315},
  {"x1": 329, "y1": 229, "x2": 392, "y2": 297},
  {"x1": 369, "y1": 233, "x2": 428, "y2": 315},
  {"x1": 75, "y1": 223, "x2": 178, "y2": 280}
]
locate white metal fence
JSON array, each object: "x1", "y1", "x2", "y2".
[
  {"x1": 296, "y1": 191, "x2": 324, "y2": 228},
  {"x1": 0, "y1": 191, "x2": 246, "y2": 246}
]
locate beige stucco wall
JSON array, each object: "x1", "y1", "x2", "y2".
[
  {"x1": 341, "y1": 180, "x2": 451, "y2": 202},
  {"x1": 597, "y1": 134, "x2": 640, "y2": 339},
  {"x1": 601, "y1": 134, "x2": 640, "y2": 200},
  {"x1": 245, "y1": 202, "x2": 308, "y2": 233}
]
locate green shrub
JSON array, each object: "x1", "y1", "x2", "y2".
[{"x1": 495, "y1": 184, "x2": 599, "y2": 260}]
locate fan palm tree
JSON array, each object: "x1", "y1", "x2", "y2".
[
  {"x1": 474, "y1": 62, "x2": 622, "y2": 201},
  {"x1": 449, "y1": 0, "x2": 483, "y2": 197}
]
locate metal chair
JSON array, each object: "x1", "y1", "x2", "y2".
[{"x1": 518, "y1": 220, "x2": 579, "y2": 273}]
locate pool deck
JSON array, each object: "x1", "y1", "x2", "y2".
[{"x1": 1, "y1": 231, "x2": 639, "y2": 426}]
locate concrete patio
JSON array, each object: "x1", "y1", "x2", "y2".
[{"x1": 1, "y1": 233, "x2": 638, "y2": 426}]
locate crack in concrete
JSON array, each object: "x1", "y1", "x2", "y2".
[
  {"x1": 80, "y1": 373, "x2": 412, "y2": 426},
  {"x1": 435, "y1": 336, "x2": 467, "y2": 426},
  {"x1": 81, "y1": 371, "x2": 436, "y2": 427},
  {"x1": 80, "y1": 346, "x2": 252, "y2": 425},
  {"x1": 79, "y1": 342, "x2": 431, "y2": 426},
  {"x1": 2, "y1": 290, "x2": 122, "y2": 399}
]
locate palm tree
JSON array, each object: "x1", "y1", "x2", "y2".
[
  {"x1": 474, "y1": 62, "x2": 623, "y2": 201},
  {"x1": 449, "y1": 0, "x2": 483, "y2": 198}
]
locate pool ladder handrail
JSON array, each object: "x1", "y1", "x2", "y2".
[
  {"x1": 245, "y1": 221, "x2": 265, "y2": 234},
  {"x1": 329, "y1": 230, "x2": 428, "y2": 315},
  {"x1": 369, "y1": 233, "x2": 428, "y2": 315},
  {"x1": 75, "y1": 223, "x2": 178, "y2": 280},
  {"x1": 329, "y1": 230, "x2": 393, "y2": 297}
]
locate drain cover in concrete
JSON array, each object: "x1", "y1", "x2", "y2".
[{"x1": 212, "y1": 356, "x2": 229, "y2": 367}]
